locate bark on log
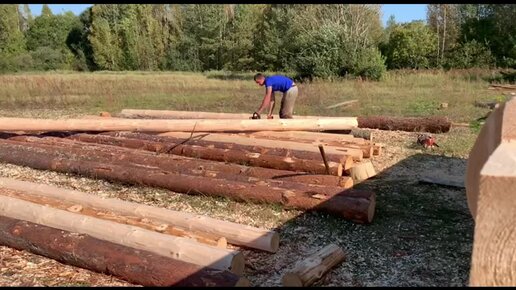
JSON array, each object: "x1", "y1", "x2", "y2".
[
  {"x1": 0, "y1": 215, "x2": 248, "y2": 287},
  {"x1": 6, "y1": 135, "x2": 352, "y2": 188},
  {"x1": 465, "y1": 96, "x2": 516, "y2": 286},
  {"x1": 0, "y1": 142, "x2": 375, "y2": 224},
  {"x1": 159, "y1": 132, "x2": 364, "y2": 161},
  {"x1": 0, "y1": 193, "x2": 245, "y2": 274},
  {"x1": 246, "y1": 130, "x2": 364, "y2": 143},
  {"x1": 282, "y1": 243, "x2": 346, "y2": 287},
  {"x1": 357, "y1": 116, "x2": 452, "y2": 133},
  {"x1": 101, "y1": 131, "x2": 354, "y2": 165},
  {"x1": 0, "y1": 117, "x2": 358, "y2": 132},
  {"x1": 67, "y1": 134, "x2": 346, "y2": 176},
  {"x1": 0, "y1": 177, "x2": 278, "y2": 253},
  {"x1": 0, "y1": 188, "x2": 227, "y2": 248},
  {"x1": 5, "y1": 136, "x2": 354, "y2": 195}
]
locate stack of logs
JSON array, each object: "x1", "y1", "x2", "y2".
[{"x1": 0, "y1": 109, "x2": 384, "y2": 286}]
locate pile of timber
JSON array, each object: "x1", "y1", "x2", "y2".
[
  {"x1": 0, "y1": 111, "x2": 381, "y2": 224},
  {"x1": 0, "y1": 178, "x2": 266, "y2": 286}
]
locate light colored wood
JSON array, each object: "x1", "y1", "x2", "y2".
[
  {"x1": 0, "y1": 189, "x2": 227, "y2": 248},
  {"x1": 349, "y1": 160, "x2": 377, "y2": 183},
  {"x1": 0, "y1": 117, "x2": 358, "y2": 132},
  {"x1": 119, "y1": 109, "x2": 323, "y2": 119},
  {"x1": 465, "y1": 96, "x2": 516, "y2": 286},
  {"x1": 0, "y1": 177, "x2": 279, "y2": 253},
  {"x1": 159, "y1": 132, "x2": 364, "y2": 161},
  {"x1": 0, "y1": 193, "x2": 245, "y2": 274},
  {"x1": 325, "y1": 99, "x2": 358, "y2": 109},
  {"x1": 247, "y1": 130, "x2": 364, "y2": 143},
  {"x1": 282, "y1": 243, "x2": 345, "y2": 287}
]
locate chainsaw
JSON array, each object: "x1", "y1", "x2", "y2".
[{"x1": 250, "y1": 112, "x2": 261, "y2": 119}]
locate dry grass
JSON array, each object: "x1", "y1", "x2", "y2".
[{"x1": 0, "y1": 69, "x2": 506, "y2": 124}]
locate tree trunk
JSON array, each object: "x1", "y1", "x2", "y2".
[
  {"x1": 0, "y1": 116, "x2": 358, "y2": 132},
  {"x1": 118, "y1": 109, "x2": 322, "y2": 119},
  {"x1": 101, "y1": 131, "x2": 355, "y2": 165},
  {"x1": 158, "y1": 132, "x2": 364, "y2": 161},
  {"x1": 6, "y1": 136, "x2": 354, "y2": 195},
  {"x1": 0, "y1": 177, "x2": 279, "y2": 253},
  {"x1": 0, "y1": 141, "x2": 375, "y2": 224},
  {"x1": 357, "y1": 116, "x2": 452, "y2": 133},
  {"x1": 0, "y1": 188, "x2": 227, "y2": 248},
  {"x1": 0, "y1": 193, "x2": 245, "y2": 274},
  {"x1": 67, "y1": 134, "x2": 346, "y2": 176},
  {"x1": 0, "y1": 215, "x2": 249, "y2": 287}
]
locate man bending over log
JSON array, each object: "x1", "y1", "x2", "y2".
[{"x1": 253, "y1": 73, "x2": 298, "y2": 119}]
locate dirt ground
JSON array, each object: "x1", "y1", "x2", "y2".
[{"x1": 0, "y1": 128, "x2": 474, "y2": 287}]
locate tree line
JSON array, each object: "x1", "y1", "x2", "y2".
[{"x1": 0, "y1": 4, "x2": 514, "y2": 80}]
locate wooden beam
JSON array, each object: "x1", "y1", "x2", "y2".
[
  {"x1": 465, "y1": 96, "x2": 516, "y2": 286},
  {"x1": 0, "y1": 215, "x2": 249, "y2": 287},
  {"x1": 0, "y1": 177, "x2": 279, "y2": 253},
  {"x1": 0, "y1": 117, "x2": 358, "y2": 132},
  {"x1": 0, "y1": 193, "x2": 245, "y2": 274}
]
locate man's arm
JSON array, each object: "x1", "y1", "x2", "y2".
[{"x1": 256, "y1": 87, "x2": 273, "y2": 115}]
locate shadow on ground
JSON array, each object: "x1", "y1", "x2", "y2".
[{"x1": 243, "y1": 153, "x2": 474, "y2": 286}]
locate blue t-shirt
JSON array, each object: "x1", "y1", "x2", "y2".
[{"x1": 264, "y1": 75, "x2": 294, "y2": 93}]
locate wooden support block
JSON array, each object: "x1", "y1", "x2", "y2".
[{"x1": 282, "y1": 243, "x2": 345, "y2": 287}]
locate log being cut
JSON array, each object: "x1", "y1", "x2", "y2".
[
  {"x1": 0, "y1": 215, "x2": 249, "y2": 287},
  {"x1": 465, "y1": 96, "x2": 516, "y2": 286},
  {"x1": 0, "y1": 177, "x2": 279, "y2": 253},
  {"x1": 0, "y1": 142, "x2": 376, "y2": 224},
  {"x1": 0, "y1": 116, "x2": 358, "y2": 132}
]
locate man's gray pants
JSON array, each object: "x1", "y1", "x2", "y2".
[{"x1": 279, "y1": 86, "x2": 298, "y2": 119}]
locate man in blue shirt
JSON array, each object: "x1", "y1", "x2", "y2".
[{"x1": 253, "y1": 73, "x2": 298, "y2": 119}]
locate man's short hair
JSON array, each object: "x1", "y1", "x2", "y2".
[{"x1": 254, "y1": 73, "x2": 265, "y2": 81}]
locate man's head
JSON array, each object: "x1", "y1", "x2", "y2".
[{"x1": 254, "y1": 73, "x2": 265, "y2": 86}]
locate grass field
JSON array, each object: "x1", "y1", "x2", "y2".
[{"x1": 0, "y1": 69, "x2": 512, "y2": 286}]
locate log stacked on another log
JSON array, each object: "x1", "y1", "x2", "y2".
[
  {"x1": 0, "y1": 139, "x2": 376, "y2": 224},
  {"x1": 0, "y1": 215, "x2": 249, "y2": 287}
]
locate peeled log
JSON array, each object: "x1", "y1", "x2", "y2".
[
  {"x1": 5, "y1": 136, "x2": 354, "y2": 195},
  {"x1": 118, "y1": 109, "x2": 323, "y2": 119},
  {"x1": 465, "y1": 96, "x2": 516, "y2": 286},
  {"x1": 0, "y1": 193, "x2": 245, "y2": 274},
  {"x1": 282, "y1": 243, "x2": 345, "y2": 287},
  {"x1": 357, "y1": 116, "x2": 452, "y2": 133},
  {"x1": 0, "y1": 117, "x2": 358, "y2": 132},
  {"x1": 0, "y1": 188, "x2": 227, "y2": 248},
  {"x1": 68, "y1": 134, "x2": 346, "y2": 176},
  {"x1": 6, "y1": 135, "x2": 351, "y2": 188},
  {"x1": 159, "y1": 132, "x2": 364, "y2": 161},
  {"x1": 101, "y1": 131, "x2": 354, "y2": 165},
  {"x1": 0, "y1": 177, "x2": 278, "y2": 253},
  {"x1": 0, "y1": 142, "x2": 375, "y2": 224},
  {"x1": 0, "y1": 215, "x2": 248, "y2": 287}
]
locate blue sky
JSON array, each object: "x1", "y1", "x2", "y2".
[{"x1": 28, "y1": 4, "x2": 428, "y2": 26}]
